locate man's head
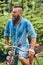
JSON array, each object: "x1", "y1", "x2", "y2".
[{"x1": 12, "y1": 5, "x2": 23, "y2": 22}]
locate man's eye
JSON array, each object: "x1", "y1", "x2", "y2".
[{"x1": 13, "y1": 11, "x2": 16, "y2": 13}]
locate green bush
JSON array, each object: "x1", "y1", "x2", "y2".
[{"x1": 0, "y1": 0, "x2": 43, "y2": 56}]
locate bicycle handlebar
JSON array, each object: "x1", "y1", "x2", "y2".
[
  {"x1": 8, "y1": 46, "x2": 29, "y2": 52},
  {"x1": 4, "y1": 44, "x2": 41, "y2": 53}
]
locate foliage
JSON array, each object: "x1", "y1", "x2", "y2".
[{"x1": 0, "y1": 0, "x2": 43, "y2": 56}]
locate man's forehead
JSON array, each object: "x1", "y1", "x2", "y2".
[{"x1": 12, "y1": 8, "x2": 22, "y2": 12}]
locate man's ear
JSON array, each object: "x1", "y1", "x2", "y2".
[{"x1": 18, "y1": 8, "x2": 23, "y2": 16}]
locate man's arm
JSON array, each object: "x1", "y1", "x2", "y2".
[
  {"x1": 4, "y1": 36, "x2": 9, "y2": 45},
  {"x1": 4, "y1": 20, "x2": 10, "y2": 49},
  {"x1": 30, "y1": 38, "x2": 39, "y2": 48},
  {"x1": 26, "y1": 20, "x2": 37, "y2": 47},
  {"x1": 30, "y1": 38, "x2": 36, "y2": 48},
  {"x1": 4, "y1": 36, "x2": 9, "y2": 49}
]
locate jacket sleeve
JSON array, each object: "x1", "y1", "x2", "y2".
[
  {"x1": 26, "y1": 20, "x2": 37, "y2": 38},
  {"x1": 4, "y1": 20, "x2": 10, "y2": 37}
]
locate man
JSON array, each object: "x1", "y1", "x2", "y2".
[{"x1": 4, "y1": 5, "x2": 37, "y2": 65}]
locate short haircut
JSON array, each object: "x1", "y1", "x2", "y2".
[{"x1": 14, "y1": 5, "x2": 23, "y2": 9}]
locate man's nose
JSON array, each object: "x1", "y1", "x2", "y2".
[{"x1": 12, "y1": 12, "x2": 15, "y2": 15}]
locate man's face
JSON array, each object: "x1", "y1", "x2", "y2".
[{"x1": 12, "y1": 8, "x2": 21, "y2": 22}]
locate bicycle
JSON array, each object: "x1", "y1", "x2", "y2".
[
  {"x1": 4, "y1": 43, "x2": 43, "y2": 65},
  {"x1": 32, "y1": 43, "x2": 43, "y2": 65}
]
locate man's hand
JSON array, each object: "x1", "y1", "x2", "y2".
[
  {"x1": 4, "y1": 45, "x2": 9, "y2": 50},
  {"x1": 30, "y1": 44, "x2": 39, "y2": 47},
  {"x1": 28, "y1": 48, "x2": 35, "y2": 57}
]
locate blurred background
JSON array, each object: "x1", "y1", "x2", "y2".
[{"x1": 0, "y1": 0, "x2": 43, "y2": 65}]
